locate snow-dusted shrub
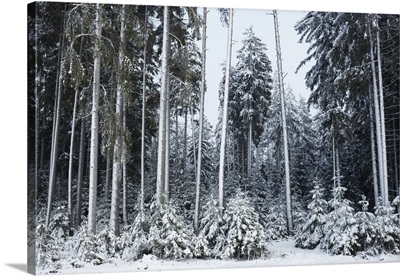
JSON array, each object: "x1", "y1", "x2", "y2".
[
  {"x1": 354, "y1": 195, "x2": 379, "y2": 255},
  {"x1": 373, "y1": 203, "x2": 400, "y2": 254},
  {"x1": 215, "y1": 191, "x2": 268, "y2": 260},
  {"x1": 320, "y1": 186, "x2": 360, "y2": 255},
  {"x1": 122, "y1": 211, "x2": 151, "y2": 261},
  {"x1": 295, "y1": 182, "x2": 327, "y2": 249},
  {"x1": 36, "y1": 224, "x2": 63, "y2": 269},
  {"x1": 36, "y1": 205, "x2": 73, "y2": 270},
  {"x1": 262, "y1": 203, "x2": 288, "y2": 240},
  {"x1": 148, "y1": 202, "x2": 194, "y2": 260},
  {"x1": 96, "y1": 225, "x2": 123, "y2": 258},
  {"x1": 72, "y1": 223, "x2": 108, "y2": 266},
  {"x1": 193, "y1": 197, "x2": 222, "y2": 258},
  {"x1": 48, "y1": 205, "x2": 73, "y2": 239}
]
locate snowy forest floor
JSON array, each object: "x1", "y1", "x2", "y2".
[{"x1": 38, "y1": 238, "x2": 400, "y2": 275}]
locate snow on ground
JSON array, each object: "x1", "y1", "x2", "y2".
[{"x1": 38, "y1": 238, "x2": 400, "y2": 275}]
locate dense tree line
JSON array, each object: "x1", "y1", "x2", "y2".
[{"x1": 28, "y1": 3, "x2": 399, "y2": 272}]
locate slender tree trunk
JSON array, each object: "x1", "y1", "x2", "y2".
[
  {"x1": 35, "y1": 70, "x2": 40, "y2": 215},
  {"x1": 369, "y1": 21, "x2": 386, "y2": 207},
  {"x1": 105, "y1": 149, "x2": 111, "y2": 201},
  {"x1": 332, "y1": 136, "x2": 336, "y2": 187},
  {"x1": 164, "y1": 75, "x2": 171, "y2": 202},
  {"x1": 248, "y1": 118, "x2": 252, "y2": 181},
  {"x1": 75, "y1": 116, "x2": 85, "y2": 228},
  {"x1": 241, "y1": 143, "x2": 245, "y2": 176},
  {"x1": 140, "y1": 6, "x2": 148, "y2": 214},
  {"x1": 40, "y1": 135, "x2": 44, "y2": 171},
  {"x1": 122, "y1": 82, "x2": 128, "y2": 226},
  {"x1": 46, "y1": 31, "x2": 64, "y2": 229},
  {"x1": 369, "y1": 86, "x2": 379, "y2": 206},
  {"x1": 68, "y1": 32, "x2": 85, "y2": 228},
  {"x1": 110, "y1": 4, "x2": 126, "y2": 236},
  {"x1": 88, "y1": 3, "x2": 102, "y2": 234},
  {"x1": 194, "y1": 7, "x2": 207, "y2": 233},
  {"x1": 190, "y1": 107, "x2": 197, "y2": 180},
  {"x1": 336, "y1": 146, "x2": 341, "y2": 188},
  {"x1": 183, "y1": 112, "x2": 188, "y2": 182},
  {"x1": 218, "y1": 8, "x2": 234, "y2": 210},
  {"x1": 156, "y1": 5, "x2": 170, "y2": 205},
  {"x1": 105, "y1": 62, "x2": 116, "y2": 201},
  {"x1": 376, "y1": 28, "x2": 389, "y2": 206},
  {"x1": 273, "y1": 10, "x2": 293, "y2": 234},
  {"x1": 393, "y1": 119, "x2": 399, "y2": 205},
  {"x1": 67, "y1": 85, "x2": 79, "y2": 227},
  {"x1": 175, "y1": 112, "x2": 180, "y2": 180}
]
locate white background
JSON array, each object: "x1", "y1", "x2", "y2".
[{"x1": 1, "y1": 0, "x2": 399, "y2": 275}]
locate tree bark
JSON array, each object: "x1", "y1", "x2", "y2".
[
  {"x1": 122, "y1": 81, "x2": 128, "y2": 226},
  {"x1": 156, "y1": 6, "x2": 170, "y2": 205},
  {"x1": 46, "y1": 29, "x2": 65, "y2": 229},
  {"x1": 273, "y1": 10, "x2": 293, "y2": 234},
  {"x1": 164, "y1": 73, "x2": 171, "y2": 202},
  {"x1": 368, "y1": 21, "x2": 386, "y2": 206},
  {"x1": 376, "y1": 27, "x2": 389, "y2": 206},
  {"x1": 190, "y1": 106, "x2": 197, "y2": 181},
  {"x1": 183, "y1": 112, "x2": 188, "y2": 182},
  {"x1": 67, "y1": 84, "x2": 79, "y2": 227},
  {"x1": 140, "y1": 6, "x2": 148, "y2": 213},
  {"x1": 88, "y1": 3, "x2": 102, "y2": 235},
  {"x1": 75, "y1": 116, "x2": 85, "y2": 228},
  {"x1": 110, "y1": 4, "x2": 126, "y2": 236},
  {"x1": 218, "y1": 8, "x2": 234, "y2": 210},
  {"x1": 194, "y1": 7, "x2": 207, "y2": 233},
  {"x1": 368, "y1": 86, "x2": 379, "y2": 206}
]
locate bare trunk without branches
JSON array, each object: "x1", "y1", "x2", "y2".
[
  {"x1": 88, "y1": 3, "x2": 102, "y2": 235},
  {"x1": 218, "y1": 8, "x2": 234, "y2": 210}
]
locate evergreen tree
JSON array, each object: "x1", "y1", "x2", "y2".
[{"x1": 295, "y1": 181, "x2": 327, "y2": 249}]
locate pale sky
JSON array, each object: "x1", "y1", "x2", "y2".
[{"x1": 203, "y1": 8, "x2": 312, "y2": 127}]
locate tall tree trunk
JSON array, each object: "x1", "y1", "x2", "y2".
[
  {"x1": 88, "y1": 3, "x2": 102, "y2": 235},
  {"x1": 75, "y1": 116, "x2": 85, "y2": 228},
  {"x1": 67, "y1": 84, "x2": 79, "y2": 227},
  {"x1": 273, "y1": 10, "x2": 293, "y2": 234},
  {"x1": 46, "y1": 29, "x2": 65, "y2": 229},
  {"x1": 122, "y1": 81, "x2": 128, "y2": 226},
  {"x1": 248, "y1": 118, "x2": 252, "y2": 181},
  {"x1": 164, "y1": 74, "x2": 171, "y2": 202},
  {"x1": 183, "y1": 112, "x2": 188, "y2": 182},
  {"x1": 105, "y1": 148, "x2": 111, "y2": 201},
  {"x1": 194, "y1": 7, "x2": 207, "y2": 233},
  {"x1": 190, "y1": 106, "x2": 197, "y2": 180},
  {"x1": 218, "y1": 8, "x2": 234, "y2": 210},
  {"x1": 376, "y1": 27, "x2": 389, "y2": 206},
  {"x1": 335, "y1": 146, "x2": 341, "y2": 188},
  {"x1": 175, "y1": 112, "x2": 179, "y2": 180},
  {"x1": 393, "y1": 119, "x2": 399, "y2": 207},
  {"x1": 105, "y1": 62, "x2": 116, "y2": 201},
  {"x1": 369, "y1": 86, "x2": 380, "y2": 206},
  {"x1": 140, "y1": 6, "x2": 148, "y2": 214},
  {"x1": 68, "y1": 32, "x2": 85, "y2": 228},
  {"x1": 368, "y1": 21, "x2": 386, "y2": 207},
  {"x1": 110, "y1": 4, "x2": 126, "y2": 236},
  {"x1": 332, "y1": 136, "x2": 336, "y2": 187},
  {"x1": 156, "y1": 5, "x2": 170, "y2": 205},
  {"x1": 35, "y1": 70, "x2": 40, "y2": 216}
]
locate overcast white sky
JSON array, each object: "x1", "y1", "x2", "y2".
[{"x1": 203, "y1": 8, "x2": 311, "y2": 127}]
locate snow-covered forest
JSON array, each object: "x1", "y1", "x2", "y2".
[{"x1": 27, "y1": 2, "x2": 400, "y2": 274}]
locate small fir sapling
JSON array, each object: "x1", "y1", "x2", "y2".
[
  {"x1": 320, "y1": 186, "x2": 360, "y2": 255},
  {"x1": 295, "y1": 182, "x2": 327, "y2": 249},
  {"x1": 193, "y1": 197, "x2": 222, "y2": 258},
  {"x1": 147, "y1": 201, "x2": 194, "y2": 260},
  {"x1": 215, "y1": 190, "x2": 268, "y2": 260}
]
